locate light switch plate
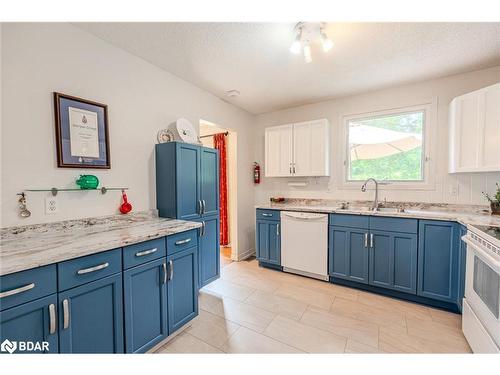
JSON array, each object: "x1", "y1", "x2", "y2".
[{"x1": 45, "y1": 196, "x2": 59, "y2": 214}]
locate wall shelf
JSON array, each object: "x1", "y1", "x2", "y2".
[{"x1": 22, "y1": 187, "x2": 129, "y2": 196}]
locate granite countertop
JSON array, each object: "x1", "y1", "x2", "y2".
[
  {"x1": 0, "y1": 211, "x2": 202, "y2": 276},
  {"x1": 256, "y1": 199, "x2": 500, "y2": 227}
]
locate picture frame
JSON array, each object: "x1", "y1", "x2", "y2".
[{"x1": 53, "y1": 92, "x2": 111, "y2": 169}]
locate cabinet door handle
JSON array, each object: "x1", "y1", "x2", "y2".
[
  {"x1": 162, "y1": 262, "x2": 167, "y2": 284},
  {"x1": 48, "y1": 303, "x2": 57, "y2": 334},
  {"x1": 202, "y1": 200, "x2": 206, "y2": 214},
  {"x1": 293, "y1": 165, "x2": 296, "y2": 174},
  {"x1": 168, "y1": 260, "x2": 174, "y2": 281},
  {"x1": 276, "y1": 223, "x2": 280, "y2": 236},
  {"x1": 364, "y1": 233, "x2": 368, "y2": 248},
  {"x1": 262, "y1": 213, "x2": 273, "y2": 217},
  {"x1": 289, "y1": 166, "x2": 292, "y2": 174},
  {"x1": 0, "y1": 282, "x2": 35, "y2": 298},
  {"x1": 77, "y1": 262, "x2": 109, "y2": 275},
  {"x1": 370, "y1": 233, "x2": 374, "y2": 248},
  {"x1": 62, "y1": 299, "x2": 70, "y2": 330},
  {"x1": 201, "y1": 221, "x2": 206, "y2": 237},
  {"x1": 135, "y1": 248, "x2": 158, "y2": 257},
  {"x1": 175, "y1": 238, "x2": 191, "y2": 245},
  {"x1": 198, "y1": 200, "x2": 202, "y2": 215}
]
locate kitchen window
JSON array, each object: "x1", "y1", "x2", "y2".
[{"x1": 344, "y1": 106, "x2": 429, "y2": 184}]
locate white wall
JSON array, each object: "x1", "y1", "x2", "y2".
[
  {"x1": 254, "y1": 66, "x2": 500, "y2": 206},
  {"x1": 0, "y1": 23, "x2": 255, "y2": 256}
]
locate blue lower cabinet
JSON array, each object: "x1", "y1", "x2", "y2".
[
  {"x1": 417, "y1": 220, "x2": 460, "y2": 304},
  {"x1": 58, "y1": 273, "x2": 124, "y2": 353},
  {"x1": 0, "y1": 294, "x2": 58, "y2": 354},
  {"x1": 369, "y1": 230, "x2": 417, "y2": 294},
  {"x1": 256, "y1": 220, "x2": 281, "y2": 265},
  {"x1": 123, "y1": 258, "x2": 168, "y2": 353},
  {"x1": 196, "y1": 215, "x2": 220, "y2": 287},
  {"x1": 329, "y1": 226, "x2": 369, "y2": 284},
  {"x1": 167, "y1": 246, "x2": 198, "y2": 334}
]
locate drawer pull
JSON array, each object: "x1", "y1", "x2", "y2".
[
  {"x1": 63, "y1": 299, "x2": 70, "y2": 330},
  {"x1": 261, "y1": 213, "x2": 273, "y2": 217},
  {"x1": 175, "y1": 238, "x2": 191, "y2": 246},
  {"x1": 49, "y1": 303, "x2": 57, "y2": 334},
  {"x1": 77, "y1": 262, "x2": 109, "y2": 275},
  {"x1": 0, "y1": 282, "x2": 35, "y2": 298},
  {"x1": 135, "y1": 248, "x2": 158, "y2": 257}
]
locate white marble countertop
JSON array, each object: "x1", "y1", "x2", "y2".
[
  {"x1": 256, "y1": 202, "x2": 500, "y2": 227},
  {"x1": 0, "y1": 211, "x2": 202, "y2": 276}
]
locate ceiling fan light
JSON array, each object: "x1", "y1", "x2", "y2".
[
  {"x1": 320, "y1": 30, "x2": 334, "y2": 52},
  {"x1": 303, "y1": 44, "x2": 312, "y2": 63}
]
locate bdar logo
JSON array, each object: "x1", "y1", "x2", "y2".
[{"x1": 1, "y1": 339, "x2": 17, "y2": 354}]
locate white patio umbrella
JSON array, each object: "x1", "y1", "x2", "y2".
[{"x1": 349, "y1": 125, "x2": 422, "y2": 161}]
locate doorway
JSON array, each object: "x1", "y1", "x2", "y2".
[{"x1": 199, "y1": 120, "x2": 238, "y2": 268}]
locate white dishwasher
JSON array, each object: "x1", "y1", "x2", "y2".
[{"x1": 280, "y1": 211, "x2": 329, "y2": 281}]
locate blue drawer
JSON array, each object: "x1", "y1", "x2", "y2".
[
  {"x1": 256, "y1": 209, "x2": 280, "y2": 221},
  {"x1": 330, "y1": 214, "x2": 369, "y2": 229},
  {"x1": 166, "y1": 229, "x2": 198, "y2": 255},
  {"x1": 58, "y1": 249, "x2": 122, "y2": 291},
  {"x1": 370, "y1": 216, "x2": 418, "y2": 234},
  {"x1": 123, "y1": 238, "x2": 166, "y2": 270},
  {"x1": 0, "y1": 264, "x2": 57, "y2": 311}
]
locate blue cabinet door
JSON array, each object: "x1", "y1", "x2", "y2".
[
  {"x1": 256, "y1": 220, "x2": 281, "y2": 265},
  {"x1": 167, "y1": 246, "x2": 198, "y2": 333},
  {"x1": 369, "y1": 230, "x2": 417, "y2": 294},
  {"x1": 200, "y1": 147, "x2": 219, "y2": 217},
  {"x1": 58, "y1": 273, "x2": 124, "y2": 353},
  {"x1": 458, "y1": 224, "x2": 467, "y2": 311},
  {"x1": 176, "y1": 143, "x2": 201, "y2": 220},
  {"x1": 417, "y1": 220, "x2": 460, "y2": 303},
  {"x1": 197, "y1": 215, "x2": 220, "y2": 287},
  {"x1": 0, "y1": 294, "x2": 58, "y2": 354},
  {"x1": 123, "y1": 258, "x2": 168, "y2": 353},
  {"x1": 329, "y1": 226, "x2": 369, "y2": 284}
]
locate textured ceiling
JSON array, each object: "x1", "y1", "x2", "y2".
[{"x1": 76, "y1": 22, "x2": 500, "y2": 114}]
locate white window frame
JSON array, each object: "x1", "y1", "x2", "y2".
[{"x1": 339, "y1": 103, "x2": 436, "y2": 190}]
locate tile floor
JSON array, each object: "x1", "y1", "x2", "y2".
[{"x1": 155, "y1": 258, "x2": 471, "y2": 354}]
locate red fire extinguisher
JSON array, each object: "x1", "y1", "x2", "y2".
[{"x1": 253, "y1": 162, "x2": 261, "y2": 184}]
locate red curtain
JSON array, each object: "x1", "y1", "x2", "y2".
[{"x1": 213, "y1": 133, "x2": 229, "y2": 246}]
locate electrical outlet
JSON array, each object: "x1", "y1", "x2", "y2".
[{"x1": 45, "y1": 196, "x2": 59, "y2": 214}]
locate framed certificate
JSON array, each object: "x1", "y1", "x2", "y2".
[{"x1": 54, "y1": 92, "x2": 110, "y2": 169}]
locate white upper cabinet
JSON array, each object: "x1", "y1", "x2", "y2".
[
  {"x1": 449, "y1": 83, "x2": 500, "y2": 173},
  {"x1": 265, "y1": 119, "x2": 330, "y2": 177}
]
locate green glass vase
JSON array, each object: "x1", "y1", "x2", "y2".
[{"x1": 76, "y1": 175, "x2": 99, "y2": 190}]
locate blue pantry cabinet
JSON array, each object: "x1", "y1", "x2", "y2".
[
  {"x1": 255, "y1": 209, "x2": 281, "y2": 266},
  {"x1": 156, "y1": 142, "x2": 220, "y2": 287}
]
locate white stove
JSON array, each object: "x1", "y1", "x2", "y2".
[{"x1": 462, "y1": 224, "x2": 500, "y2": 353}]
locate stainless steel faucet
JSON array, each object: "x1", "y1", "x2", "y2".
[{"x1": 361, "y1": 178, "x2": 380, "y2": 211}]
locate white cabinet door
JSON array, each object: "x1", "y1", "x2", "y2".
[
  {"x1": 265, "y1": 124, "x2": 293, "y2": 177},
  {"x1": 480, "y1": 84, "x2": 500, "y2": 169},
  {"x1": 293, "y1": 120, "x2": 329, "y2": 176},
  {"x1": 457, "y1": 93, "x2": 480, "y2": 171}
]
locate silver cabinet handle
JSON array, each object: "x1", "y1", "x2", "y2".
[
  {"x1": 262, "y1": 213, "x2": 273, "y2": 217},
  {"x1": 198, "y1": 200, "x2": 202, "y2": 215},
  {"x1": 168, "y1": 260, "x2": 174, "y2": 281},
  {"x1": 201, "y1": 221, "x2": 206, "y2": 237},
  {"x1": 175, "y1": 238, "x2": 191, "y2": 245},
  {"x1": 162, "y1": 262, "x2": 167, "y2": 285},
  {"x1": 49, "y1": 303, "x2": 56, "y2": 334},
  {"x1": 370, "y1": 233, "x2": 374, "y2": 248},
  {"x1": 202, "y1": 199, "x2": 206, "y2": 214},
  {"x1": 0, "y1": 282, "x2": 35, "y2": 298},
  {"x1": 135, "y1": 248, "x2": 158, "y2": 257},
  {"x1": 289, "y1": 166, "x2": 292, "y2": 174},
  {"x1": 276, "y1": 223, "x2": 280, "y2": 236},
  {"x1": 364, "y1": 233, "x2": 368, "y2": 248},
  {"x1": 293, "y1": 164, "x2": 296, "y2": 174},
  {"x1": 63, "y1": 299, "x2": 70, "y2": 330},
  {"x1": 77, "y1": 262, "x2": 109, "y2": 275}
]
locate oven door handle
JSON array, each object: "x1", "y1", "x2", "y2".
[{"x1": 463, "y1": 236, "x2": 500, "y2": 272}]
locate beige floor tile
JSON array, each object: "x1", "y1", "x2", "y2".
[
  {"x1": 330, "y1": 297, "x2": 406, "y2": 327},
  {"x1": 300, "y1": 306, "x2": 379, "y2": 348},
  {"x1": 244, "y1": 290, "x2": 308, "y2": 321},
  {"x1": 428, "y1": 307, "x2": 462, "y2": 329},
  {"x1": 201, "y1": 294, "x2": 276, "y2": 333},
  {"x1": 155, "y1": 332, "x2": 223, "y2": 353},
  {"x1": 221, "y1": 327, "x2": 304, "y2": 353},
  {"x1": 230, "y1": 273, "x2": 282, "y2": 293},
  {"x1": 274, "y1": 283, "x2": 335, "y2": 310},
  {"x1": 264, "y1": 315, "x2": 346, "y2": 353},
  {"x1": 345, "y1": 339, "x2": 385, "y2": 354},
  {"x1": 199, "y1": 290, "x2": 226, "y2": 316},
  {"x1": 186, "y1": 309, "x2": 240, "y2": 349},
  {"x1": 202, "y1": 278, "x2": 255, "y2": 301}
]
